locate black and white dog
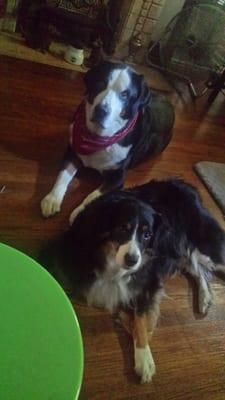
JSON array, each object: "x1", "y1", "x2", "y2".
[
  {"x1": 41, "y1": 61, "x2": 174, "y2": 220},
  {"x1": 43, "y1": 179, "x2": 225, "y2": 383}
]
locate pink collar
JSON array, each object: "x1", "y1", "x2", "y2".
[{"x1": 71, "y1": 102, "x2": 138, "y2": 156}]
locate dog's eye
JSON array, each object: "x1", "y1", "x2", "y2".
[
  {"x1": 120, "y1": 90, "x2": 129, "y2": 99},
  {"x1": 117, "y1": 223, "x2": 132, "y2": 235},
  {"x1": 142, "y1": 226, "x2": 152, "y2": 240},
  {"x1": 121, "y1": 223, "x2": 131, "y2": 232},
  {"x1": 143, "y1": 231, "x2": 152, "y2": 240}
]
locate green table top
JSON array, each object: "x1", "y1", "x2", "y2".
[{"x1": 0, "y1": 243, "x2": 83, "y2": 400}]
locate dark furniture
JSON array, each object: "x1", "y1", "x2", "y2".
[
  {"x1": 18, "y1": 0, "x2": 122, "y2": 57},
  {"x1": 207, "y1": 68, "x2": 225, "y2": 104}
]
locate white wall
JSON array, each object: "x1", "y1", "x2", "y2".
[{"x1": 152, "y1": 0, "x2": 185, "y2": 40}]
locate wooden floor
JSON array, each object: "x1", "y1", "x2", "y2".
[{"x1": 0, "y1": 55, "x2": 225, "y2": 400}]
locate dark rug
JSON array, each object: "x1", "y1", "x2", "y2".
[{"x1": 194, "y1": 161, "x2": 225, "y2": 215}]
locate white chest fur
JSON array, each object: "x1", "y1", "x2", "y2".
[
  {"x1": 79, "y1": 143, "x2": 132, "y2": 172},
  {"x1": 86, "y1": 276, "x2": 132, "y2": 313}
]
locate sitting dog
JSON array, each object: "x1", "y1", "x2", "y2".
[
  {"x1": 41, "y1": 61, "x2": 174, "y2": 219},
  {"x1": 42, "y1": 179, "x2": 225, "y2": 383}
]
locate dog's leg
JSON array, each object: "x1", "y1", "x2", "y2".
[
  {"x1": 117, "y1": 311, "x2": 156, "y2": 383},
  {"x1": 147, "y1": 288, "x2": 163, "y2": 340},
  {"x1": 69, "y1": 168, "x2": 125, "y2": 224},
  {"x1": 214, "y1": 263, "x2": 225, "y2": 274},
  {"x1": 196, "y1": 243, "x2": 225, "y2": 277},
  {"x1": 133, "y1": 313, "x2": 156, "y2": 383},
  {"x1": 41, "y1": 162, "x2": 77, "y2": 217},
  {"x1": 195, "y1": 272, "x2": 213, "y2": 315},
  {"x1": 189, "y1": 249, "x2": 213, "y2": 314},
  {"x1": 118, "y1": 289, "x2": 163, "y2": 383},
  {"x1": 69, "y1": 187, "x2": 101, "y2": 225},
  {"x1": 133, "y1": 288, "x2": 163, "y2": 383}
]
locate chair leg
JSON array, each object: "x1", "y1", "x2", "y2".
[{"x1": 208, "y1": 69, "x2": 225, "y2": 104}]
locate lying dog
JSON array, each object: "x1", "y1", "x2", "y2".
[
  {"x1": 41, "y1": 61, "x2": 174, "y2": 220},
  {"x1": 43, "y1": 179, "x2": 225, "y2": 383}
]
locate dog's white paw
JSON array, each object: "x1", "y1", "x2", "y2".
[
  {"x1": 41, "y1": 192, "x2": 62, "y2": 217},
  {"x1": 199, "y1": 287, "x2": 213, "y2": 314},
  {"x1": 134, "y1": 345, "x2": 156, "y2": 383},
  {"x1": 69, "y1": 205, "x2": 84, "y2": 225}
]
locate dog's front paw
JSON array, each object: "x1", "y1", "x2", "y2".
[
  {"x1": 69, "y1": 205, "x2": 84, "y2": 225},
  {"x1": 199, "y1": 287, "x2": 213, "y2": 314},
  {"x1": 41, "y1": 192, "x2": 62, "y2": 217},
  {"x1": 134, "y1": 345, "x2": 156, "y2": 383}
]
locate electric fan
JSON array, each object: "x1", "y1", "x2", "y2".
[{"x1": 147, "y1": 0, "x2": 225, "y2": 98}]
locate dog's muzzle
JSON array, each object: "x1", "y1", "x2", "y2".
[
  {"x1": 124, "y1": 252, "x2": 140, "y2": 268},
  {"x1": 92, "y1": 104, "x2": 109, "y2": 126}
]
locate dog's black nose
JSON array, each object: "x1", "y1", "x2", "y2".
[
  {"x1": 93, "y1": 104, "x2": 109, "y2": 122},
  {"x1": 125, "y1": 253, "x2": 139, "y2": 267}
]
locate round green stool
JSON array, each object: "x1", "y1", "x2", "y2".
[{"x1": 0, "y1": 243, "x2": 83, "y2": 400}]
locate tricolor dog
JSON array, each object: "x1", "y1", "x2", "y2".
[
  {"x1": 42, "y1": 179, "x2": 225, "y2": 383},
  {"x1": 41, "y1": 61, "x2": 174, "y2": 220}
]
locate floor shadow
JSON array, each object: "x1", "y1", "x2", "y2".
[{"x1": 112, "y1": 318, "x2": 140, "y2": 384}]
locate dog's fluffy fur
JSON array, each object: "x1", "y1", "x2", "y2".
[
  {"x1": 41, "y1": 61, "x2": 174, "y2": 219},
  {"x1": 41, "y1": 179, "x2": 225, "y2": 383}
]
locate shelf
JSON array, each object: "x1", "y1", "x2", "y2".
[{"x1": 0, "y1": 32, "x2": 88, "y2": 73}]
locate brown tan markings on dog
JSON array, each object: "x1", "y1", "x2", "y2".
[{"x1": 119, "y1": 288, "x2": 164, "y2": 383}]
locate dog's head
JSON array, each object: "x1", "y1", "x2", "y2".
[
  {"x1": 71, "y1": 192, "x2": 157, "y2": 280},
  {"x1": 84, "y1": 61, "x2": 150, "y2": 137},
  {"x1": 102, "y1": 199, "x2": 155, "y2": 278}
]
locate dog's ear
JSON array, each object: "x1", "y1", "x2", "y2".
[
  {"x1": 83, "y1": 61, "x2": 115, "y2": 91},
  {"x1": 137, "y1": 74, "x2": 151, "y2": 108},
  {"x1": 69, "y1": 193, "x2": 118, "y2": 243},
  {"x1": 152, "y1": 212, "x2": 163, "y2": 233},
  {"x1": 140, "y1": 203, "x2": 160, "y2": 232},
  {"x1": 83, "y1": 66, "x2": 96, "y2": 92},
  {"x1": 123, "y1": 73, "x2": 150, "y2": 119}
]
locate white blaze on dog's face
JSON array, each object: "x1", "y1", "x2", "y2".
[
  {"x1": 115, "y1": 226, "x2": 141, "y2": 272},
  {"x1": 84, "y1": 61, "x2": 150, "y2": 137},
  {"x1": 86, "y1": 69, "x2": 130, "y2": 137}
]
